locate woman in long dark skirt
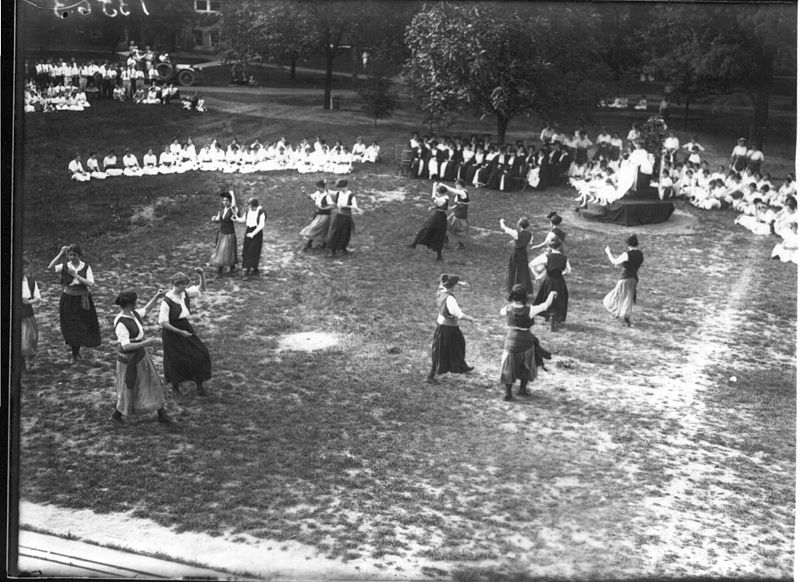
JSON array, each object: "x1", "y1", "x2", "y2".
[
  {"x1": 500, "y1": 284, "x2": 557, "y2": 401},
  {"x1": 603, "y1": 234, "x2": 644, "y2": 327},
  {"x1": 110, "y1": 289, "x2": 175, "y2": 427},
  {"x1": 426, "y1": 273, "x2": 475, "y2": 384},
  {"x1": 531, "y1": 238, "x2": 572, "y2": 331},
  {"x1": 531, "y1": 212, "x2": 567, "y2": 252},
  {"x1": 300, "y1": 180, "x2": 335, "y2": 250},
  {"x1": 500, "y1": 217, "x2": 533, "y2": 295},
  {"x1": 21, "y1": 258, "x2": 42, "y2": 371},
  {"x1": 159, "y1": 268, "x2": 211, "y2": 396},
  {"x1": 327, "y1": 179, "x2": 360, "y2": 257},
  {"x1": 234, "y1": 197, "x2": 266, "y2": 277},
  {"x1": 444, "y1": 180, "x2": 470, "y2": 250},
  {"x1": 409, "y1": 183, "x2": 450, "y2": 261},
  {"x1": 210, "y1": 190, "x2": 239, "y2": 275},
  {"x1": 48, "y1": 244, "x2": 101, "y2": 363}
]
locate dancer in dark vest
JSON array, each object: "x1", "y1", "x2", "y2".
[
  {"x1": 426, "y1": 273, "x2": 475, "y2": 384},
  {"x1": 300, "y1": 180, "x2": 335, "y2": 250},
  {"x1": 48, "y1": 244, "x2": 101, "y2": 363},
  {"x1": 159, "y1": 269, "x2": 211, "y2": 396},
  {"x1": 499, "y1": 284, "x2": 557, "y2": 401},
  {"x1": 21, "y1": 258, "x2": 41, "y2": 371},
  {"x1": 409, "y1": 183, "x2": 450, "y2": 261},
  {"x1": 211, "y1": 191, "x2": 239, "y2": 275},
  {"x1": 234, "y1": 197, "x2": 266, "y2": 278},
  {"x1": 327, "y1": 179, "x2": 360, "y2": 257},
  {"x1": 444, "y1": 180, "x2": 470, "y2": 250},
  {"x1": 531, "y1": 238, "x2": 572, "y2": 331},
  {"x1": 603, "y1": 235, "x2": 644, "y2": 326},
  {"x1": 110, "y1": 289, "x2": 175, "y2": 427},
  {"x1": 500, "y1": 217, "x2": 534, "y2": 295}
]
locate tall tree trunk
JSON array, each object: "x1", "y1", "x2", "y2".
[
  {"x1": 290, "y1": 51, "x2": 298, "y2": 80},
  {"x1": 496, "y1": 112, "x2": 510, "y2": 146},
  {"x1": 749, "y1": 87, "x2": 770, "y2": 150},
  {"x1": 323, "y1": 51, "x2": 335, "y2": 110}
]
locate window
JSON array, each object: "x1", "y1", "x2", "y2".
[
  {"x1": 194, "y1": 0, "x2": 220, "y2": 12},
  {"x1": 208, "y1": 31, "x2": 219, "y2": 47},
  {"x1": 193, "y1": 30, "x2": 204, "y2": 47}
]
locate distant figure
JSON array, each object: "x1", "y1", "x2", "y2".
[{"x1": 634, "y1": 95, "x2": 648, "y2": 111}]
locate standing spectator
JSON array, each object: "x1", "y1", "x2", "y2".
[
  {"x1": 730, "y1": 137, "x2": 748, "y2": 172},
  {"x1": 47, "y1": 244, "x2": 101, "y2": 363}
]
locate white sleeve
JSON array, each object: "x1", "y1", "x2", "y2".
[
  {"x1": 563, "y1": 259, "x2": 572, "y2": 275},
  {"x1": 499, "y1": 305, "x2": 508, "y2": 316},
  {"x1": 54, "y1": 264, "x2": 63, "y2": 273},
  {"x1": 135, "y1": 307, "x2": 148, "y2": 320},
  {"x1": 84, "y1": 265, "x2": 94, "y2": 285},
  {"x1": 445, "y1": 295, "x2": 464, "y2": 319},
  {"x1": 33, "y1": 281, "x2": 41, "y2": 300},
  {"x1": 501, "y1": 224, "x2": 519, "y2": 239},
  {"x1": 115, "y1": 321, "x2": 131, "y2": 347},
  {"x1": 610, "y1": 251, "x2": 628, "y2": 266},
  {"x1": 350, "y1": 196, "x2": 358, "y2": 210},
  {"x1": 158, "y1": 300, "x2": 170, "y2": 325},
  {"x1": 185, "y1": 285, "x2": 201, "y2": 298}
]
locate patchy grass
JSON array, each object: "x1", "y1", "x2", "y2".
[{"x1": 18, "y1": 89, "x2": 796, "y2": 578}]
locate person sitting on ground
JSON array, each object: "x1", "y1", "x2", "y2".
[
  {"x1": 363, "y1": 140, "x2": 381, "y2": 163},
  {"x1": 142, "y1": 148, "x2": 159, "y2": 176},
  {"x1": 771, "y1": 222, "x2": 799, "y2": 264},
  {"x1": 85, "y1": 153, "x2": 107, "y2": 180},
  {"x1": 735, "y1": 198, "x2": 777, "y2": 235},
  {"x1": 634, "y1": 95, "x2": 648, "y2": 111},
  {"x1": 69, "y1": 153, "x2": 91, "y2": 182},
  {"x1": 123, "y1": 149, "x2": 143, "y2": 177},
  {"x1": 103, "y1": 150, "x2": 124, "y2": 177}
]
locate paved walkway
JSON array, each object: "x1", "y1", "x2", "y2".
[{"x1": 16, "y1": 529, "x2": 243, "y2": 579}]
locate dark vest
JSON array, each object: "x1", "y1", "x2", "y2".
[
  {"x1": 115, "y1": 311, "x2": 145, "y2": 354},
  {"x1": 621, "y1": 249, "x2": 643, "y2": 280},
  {"x1": 505, "y1": 304, "x2": 534, "y2": 328},
  {"x1": 545, "y1": 253, "x2": 568, "y2": 277},
  {"x1": 217, "y1": 207, "x2": 236, "y2": 234},
  {"x1": 436, "y1": 290, "x2": 459, "y2": 327},
  {"x1": 163, "y1": 291, "x2": 191, "y2": 324},
  {"x1": 515, "y1": 230, "x2": 532, "y2": 249},
  {"x1": 60, "y1": 262, "x2": 89, "y2": 291}
]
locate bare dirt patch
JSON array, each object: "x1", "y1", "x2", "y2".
[{"x1": 277, "y1": 331, "x2": 341, "y2": 353}]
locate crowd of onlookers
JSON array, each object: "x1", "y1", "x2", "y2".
[
  {"x1": 67, "y1": 136, "x2": 382, "y2": 181},
  {"x1": 24, "y1": 42, "x2": 206, "y2": 113}
]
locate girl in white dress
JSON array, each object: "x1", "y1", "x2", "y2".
[
  {"x1": 69, "y1": 154, "x2": 91, "y2": 182},
  {"x1": 103, "y1": 151, "x2": 124, "y2": 177},
  {"x1": 158, "y1": 146, "x2": 176, "y2": 174},
  {"x1": 123, "y1": 150, "x2": 144, "y2": 177},
  {"x1": 142, "y1": 148, "x2": 159, "y2": 175},
  {"x1": 86, "y1": 153, "x2": 107, "y2": 179}
]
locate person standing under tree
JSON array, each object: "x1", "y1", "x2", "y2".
[
  {"x1": 603, "y1": 235, "x2": 643, "y2": 327},
  {"x1": 160, "y1": 269, "x2": 211, "y2": 396},
  {"x1": 234, "y1": 197, "x2": 266, "y2": 278},
  {"x1": 426, "y1": 274, "x2": 475, "y2": 384},
  {"x1": 211, "y1": 191, "x2": 239, "y2": 276},
  {"x1": 48, "y1": 244, "x2": 101, "y2": 363},
  {"x1": 499, "y1": 285, "x2": 557, "y2": 401},
  {"x1": 500, "y1": 217, "x2": 534, "y2": 295},
  {"x1": 110, "y1": 289, "x2": 176, "y2": 427},
  {"x1": 21, "y1": 258, "x2": 41, "y2": 371}
]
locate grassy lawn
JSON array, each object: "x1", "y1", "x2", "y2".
[{"x1": 18, "y1": 94, "x2": 796, "y2": 578}]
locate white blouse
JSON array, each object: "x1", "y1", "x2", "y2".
[
  {"x1": 114, "y1": 308, "x2": 146, "y2": 347},
  {"x1": 158, "y1": 285, "x2": 201, "y2": 324},
  {"x1": 22, "y1": 276, "x2": 41, "y2": 301},
  {"x1": 437, "y1": 291, "x2": 464, "y2": 324}
]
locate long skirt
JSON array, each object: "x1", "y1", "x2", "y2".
[
  {"x1": 448, "y1": 215, "x2": 470, "y2": 241},
  {"x1": 162, "y1": 319, "x2": 212, "y2": 384},
  {"x1": 59, "y1": 293, "x2": 101, "y2": 347},
  {"x1": 116, "y1": 352, "x2": 166, "y2": 416},
  {"x1": 507, "y1": 248, "x2": 533, "y2": 294},
  {"x1": 21, "y1": 314, "x2": 38, "y2": 357},
  {"x1": 299, "y1": 214, "x2": 331, "y2": 244},
  {"x1": 413, "y1": 211, "x2": 448, "y2": 252},
  {"x1": 327, "y1": 214, "x2": 354, "y2": 251},
  {"x1": 431, "y1": 325, "x2": 470, "y2": 374},
  {"x1": 242, "y1": 228, "x2": 263, "y2": 269},
  {"x1": 603, "y1": 277, "x2": 637, "y2": 319},
  {"x1": 211, "y1": 232, "x2": 238, "y2": 266},
  {"x1": 500, "y1": 330, "x2": 536, "y2": 384},
  {"x1": 534, "y1": 274, "x2": 569, "y2": 322}
]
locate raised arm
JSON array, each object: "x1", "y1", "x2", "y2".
[
  {"x1": 499, "y1": 219, "x2": 518, "y2": 239},
  {"x1": 604, "y1": 246, "x2": 628, "y2": 266},
  {"x1": 141, "y1": 289, "x2": 166, "y2": 315},
  {"x1": 48, "y1": 246, "x2": 70, "y2": 270}
]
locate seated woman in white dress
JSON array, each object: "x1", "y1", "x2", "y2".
[
  {"x1": 196, "y1": 97, "x2": 207, "y2": 112},
  {"x1": 735, "y1": 198, "x2": 777, "y2": 235},
  {"x1": 633, "y1": 95, "x2": 648, "y2": 110},
  {"x1": 132, "y1": 87, "x2": 145, "y2": 104},
  {"x1": 778, "y1": 175, "x2": 796, "y2": 206},
  {"x1": 198, "y1": 143, "x2": 215, "y2": 171},
  {"x1": 69, "y1": 154, "x2": 91, "y2": 181},
  {"x1": 179, "y1": 139, "x2": 198, "y2": 173},
  {"x1": 253, "y1": 142, "x2": 269, "y2": 172},
  {"x1": 223, "y1": 144, "x2": 241, "y2": 173},
  {"x1": 75, "y1": 89, "x2": 90, "y2": 108},
  {"x1": 332, "y1": 146, "x2": 353, "y2": 175},
  {"x1": 85, "y1": 153, "x2": 107, "y2": 179},
  {"x1": 351, "y1": 137, "x2": 367, "y2": 162},
  {"x1": 363, "y1": 140, "x2": 381, "y2": 163},
  {"x1": 158, "y1": 146, "x2": 176, "y2": 174},
  {"x1": 142, "y1": 148, "x2": 159, "y2": 175},
  {"x1": 103, "y1": 151, "x2": 124, "y2": 177},
  {"x1": 144, "y1": 84, "x2": 160, "y2": 104},
  {"x1": 211, "y1": 143, "x2": 226, "y2": 170},
  {"x1": 169, "y1": 138, "x2": 182, "y2": 157},
  {"x1": 122, "y1": 150, "x2": 144, "y2": 177},
  {"x1": 239, "y1": 145, "x2": 257, "y2": 174},
  {"x1": 771, "y1": 222, "x2": 799, "y2": 264}
]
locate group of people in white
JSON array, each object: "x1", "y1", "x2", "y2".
[
  {"x1": 68, "y1": 136, "x2": 381, "y2": 181},
  {"x1": 24, "y1": 81, "x2": 92, "y2": 113}
]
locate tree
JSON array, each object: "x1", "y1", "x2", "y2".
[
  {"x1": 221, "y1": 0, "x2": 413, "y2": 109},
  {"x1": 403, "y1": 3, "x2": 608, "y2": 144},
  {"x1": 357, "y1": 77, "x2": 397, "y2": 126},
  {"x1": 646, "y1": 5, "x2": 796, "y2": 148}
]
